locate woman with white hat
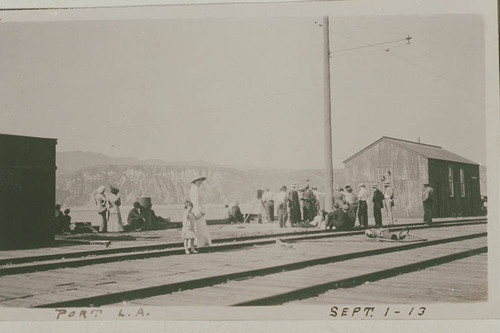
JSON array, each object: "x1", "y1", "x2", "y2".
[
  {"x1": 189, "y1": 175, "x2": 212, "y2": 247},
  {"x1": 107, "y1": 185, "x2": 124, "y2": 232},
  {"x1": 94, "y1": 185, "x2": 108, "y2": 232}
]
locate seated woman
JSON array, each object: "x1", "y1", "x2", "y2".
[{"x1": 228, "y1": 202, "x2": 244, "y2": 223}]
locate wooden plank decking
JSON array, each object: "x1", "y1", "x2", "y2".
[{"x1": 0, "y1": 224, "x2": 486, "y2": 307}]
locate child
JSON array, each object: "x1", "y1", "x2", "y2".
[
  {"x1": 313, "y1": 210, "x2": 327, "y2": 229},
  {"x1": 182, "y1": 200, "x2": 197, "y2": 254}
]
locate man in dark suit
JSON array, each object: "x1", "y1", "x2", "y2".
[
  {"x1": 372, "y1": 184, "x2": 384, "y2": 227},
  {"x1": 127, "y1": 202, "x2": 146, "y2": 231}
]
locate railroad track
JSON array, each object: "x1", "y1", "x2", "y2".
[
  {"x1": 0, "y1": 218, "x2": 486, "y2": 277},
  {"x1": 20, "y1": 223, "x2": 486, "y2": 308},
  {"x1": 2, "y1": 217, "x2": 486, "y2": 266}
]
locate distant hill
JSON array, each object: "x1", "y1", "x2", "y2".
[
  {"x1": 56, "y1": 164, "x2": 346, "y2": 207},
  {"x1": 54, "y1": 151, "x2": 486, "y2": 207},
  {"x1": 56, "y1": 151, "x2": 168, "y2": 175}
]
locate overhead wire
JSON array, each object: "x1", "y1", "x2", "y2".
[
  {"x1": 332, "y1": 37, "x2": 411, "y2": 54},
  {"x1": 386, "y1": 50, "x2": 484, "y2": 97}
]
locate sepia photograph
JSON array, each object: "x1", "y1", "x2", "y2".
[{"x1": 0, "y1": 0, "x2": 498, "y2": 325}]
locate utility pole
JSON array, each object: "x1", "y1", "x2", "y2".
[{"x1": 323, "y1": 16, "x2": 334, "y2": 212}]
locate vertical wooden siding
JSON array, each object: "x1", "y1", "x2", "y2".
[
  {"x1": 344, "y1": 140, "x2": 427, "y2": 218},
  {"x1": 0, "y1": 135, "x2": 56, "y2": 249},
  {"x1": 428, "y1": 159, "x2": 481, "y2": 218}
]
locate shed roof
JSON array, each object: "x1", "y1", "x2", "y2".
[{"x1": 343, "y1": 136, "x2": 478, "y2": 165}]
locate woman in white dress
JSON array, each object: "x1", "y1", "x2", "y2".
[
  {"x1": 94, "y1": 185, "x2": 108, "y2": 232},
  {"x1": 189, "y1": 176, "x2": 212, "y2": 247},
  {"x1": 106, "y1": 185, "x2": 124, "y2": 232}
]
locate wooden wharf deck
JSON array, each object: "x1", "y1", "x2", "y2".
[
  {"x1": 290, "y1": 253, "x2": 488, "y2": 304},
  {"x1": 0, "y1": 222, "x2": 486, "y2": 308},
  {"x1": 0, "y1": 218, "x2": 486, "y2": 277},
  {"x1": 0, "y1": 216, "x2": 484, "y2": 264},
  {"x1": 123, "y1": 237, "x2": 485, "y2": 306}
]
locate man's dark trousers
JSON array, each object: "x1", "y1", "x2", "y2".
[{"x1": 358, "y1": 200, "x2": 368, "y2": 227}]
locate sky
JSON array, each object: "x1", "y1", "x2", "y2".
[{"x1": 0, "y1": 14, "x2": 486, "y2": 169}]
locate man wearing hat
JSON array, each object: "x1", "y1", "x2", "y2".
[
  {"x1": 333, "y1": 186, "x2": 346, "y2": 207},
  {"x1": 357, "y1": 183, "x2": 369, "y2": 228},
  {"x1": 372, "y1": 184, "x2": 385, "y2": 227},
  {"x1": 344, "y1": 185, "x2": 358, "y2": 226},
  {"x1": 261, "y1": 188, "x2": 275, "y2": 223},
  {"x1": 422, "y1": 183, "x2": 434, "y2": 224},
  {"x1": 288, "y1": 183, "x2": 301, "y2": 226},
  {"x1": 127, "y1": 202, "x2": 146, "y2": 231},
  {"x1": 275, "y1": 185, "x2": 289, "y2": 228},
  {"x1": 383, "y1": 181, "x2": 394, "y2": 225}
]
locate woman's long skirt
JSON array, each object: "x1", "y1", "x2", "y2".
[
  {"x1": 194, "y1": 217, "x2": 212, "y2": 247},
  {"x1": 107, "y1": 211, "x2": 124, "y2": 232}
]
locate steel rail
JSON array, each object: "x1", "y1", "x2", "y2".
[
  {"x1": 0, "y1": 220, "x2": 486, "y2": 276},
  {"x1": 0, "y1": 217, "x2": 486, "y2": 266},
  {"x1": 33, "y1": 231, "x2": 486, "y2": 308},
  {"x1": 232, "y1": 246, "x2": 488, "y2": 306},
  {"x1": 0, "y1": 220, "x2": 486, "y2": 277}
]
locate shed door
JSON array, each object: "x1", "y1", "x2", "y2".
[{"x1": 434, "y1": 183, "x2": 447, "y2": 218}]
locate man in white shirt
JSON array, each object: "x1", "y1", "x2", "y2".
[
  {"x1": 383, "y1": 181, "x2": 394, "y2": 225},
  {"x1": 261, "y1": 188, "x2": 275, "y2": 223},
  {"x1": 274, "y1": 185, "x2": 288, "y2": 227},
  {"x1": 357, "y1": 183, "x2": 369, "y2": 228}
]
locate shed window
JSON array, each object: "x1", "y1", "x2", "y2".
[
  {"x1": 448, "y1": 166, "x2": 454, "y2": 197},
  {"x1": 460, "y1": 168, "x2": 465, "y2": 197}
]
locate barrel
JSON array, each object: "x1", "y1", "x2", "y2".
[
  {"x1": 136, "y1": 196, "x2": 152, "y2": 228},
  {"x1": 136, "y1": 196, "x2": 152, "y2": 209}
]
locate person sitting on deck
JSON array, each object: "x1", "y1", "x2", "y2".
[
  {"x1": 333, "y1": 204, "x2": 355, "y2": 231},
  {"x1": 54, "y1": 204, "x2": 65, "y2": 234},
  {"x1": 327, "y1": 202, "x2": 341, "y2": 230},
  {"x1": 222, "y1": 203, "x2": 231, "y2": 220},
  {"x1": 126, "y1": 202, "x2": 146, "y2": 231},
  {"x1": 228, "y1": 201, "x2": 244, "y2": 223},
  {"x1": 312, "y1": 210, "x2": 327, "y2": 229},
  {"x1": 60, "y1": 208, "x2": 72, "y2": 233}
]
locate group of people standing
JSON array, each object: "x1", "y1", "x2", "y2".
[
  {"x1": 94, "y1": 185, "x2": 125, "y2": 232},
  {"x1": 265, "y1": 182, "x2": 323, "y2": 228},
  {"x1": 327, "y1": 181, "x2": 394, "y2": 230}
]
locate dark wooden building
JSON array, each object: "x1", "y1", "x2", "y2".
[
  {"x1": 0, "y1": 133, "x2": 57, "y2": 249},
  {"x1": 343, "y1": 137, "x2": 481, "y2": 218}
]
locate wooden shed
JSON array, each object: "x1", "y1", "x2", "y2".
[
  {"x1": 343, "y1": 137, "x2": 481, "y2": 219},
  {"x1": 0, "y1": 133, "x2": 57, "y2": 249}
]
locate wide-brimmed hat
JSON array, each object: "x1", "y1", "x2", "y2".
[
  {"x1": 358, "y1": 183, "x2": 366, "y2": 188},
  {"x1": 96, "y1": 185, "x2": 105, "y2": 194},
  {"x1": 109, "y1": 185, "x2": 119, "y2": 192},
  {"x1": 336, "y1": 186, "x2": 343, "y2": 191},
  {"x1": 280, "y1": 185, "x2": 287, "y2": 191},
  {"x1": 423, "y1": 183, "x2": 430, "y2": 186},
  {"x1": 345, "y1": 184, "x2": 352, "y2": 189},
  {"x1": 372, "y1": 184, "x2": 378, "y2": 189},
  {"x1": 383, "y1": 181, "x2": 391, "y2": 186},
  {"x1": 133, "y1": 202, "x2": 141, "y2": 208},
  {"x1": 191, "y1": 176, "x2": 207, "y2": 183}
]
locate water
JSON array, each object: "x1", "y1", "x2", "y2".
[{"x1": 70, "y1": 202, "x2": 262, "y2": 226}]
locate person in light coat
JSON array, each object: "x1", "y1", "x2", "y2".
[
  {"x1": 190, "y1": 176, "x2": 212, "y2": 247},
  {"x1": 383, "y1": 181, "x2": 395, "y2": 225},
  {"x1": 94, "y1": 185, "x2": 108, "y2": 232},
  {"x1": 107, "y1": 185, "x2": 124, "y2": 232},
  {"x1": 422, "y1": 183, "x2": 434, "y2": 224}
]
